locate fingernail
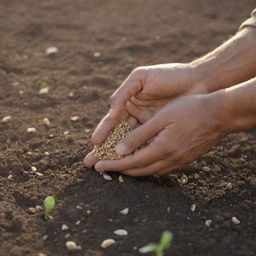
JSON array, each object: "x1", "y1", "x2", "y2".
[
  {"x1": 115, "y1": 143, "x2": 127, "y2": 155},
  {"x1": 95, "y1": 163, "x2": 103, "y2": 172}
]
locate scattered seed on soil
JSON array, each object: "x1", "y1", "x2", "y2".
[
  {"x1": 35, "y1": 205, "x2": 43, "y2": 212},
  {"x1": 76, "y1": 205, "x2": 83, "y2": 210},
  {"x1": 68, "y1": 92, "x2": 74, "y2": 97},
  {"x1": 45, "y1": 152, "x2": 50, "y2": 155},
  {"x1": 65, "y1": 241, "x2": 81, "y2": 251},
  {"x1": 61, "y1": 224, "x2": 69, "y2": 231},
  {"x1": 191, "y1": 204, "x2": 196, "y2": 212},
  {"x1": 42, "y1": 235, "x2": 48, "y2": 241},
  {"x1": 205, "y1": 219, "x2": 212, "y2": 227},
  {"x1": 113, "y1": 229, "x2": 128, "y2": 236},
  {"x1": 70, "y1": 116, "x2": 79, "y2": 121},
  {"x1": 75, "y1": 220, "x2": 81, "y2": 225},
  {"x1": 120, "y1": 208, "x2": 129, "y2": 215},
  {"x1": 39, "y1": 87, "x2": 49, "y2": 94},
  {"x1": 28, "y1": 207, "x2": 36, "y2": 214},
  {"x1": 94, "y1": 121, "x2": 131, "y2": 160},
  {"x1": 102, "y1": 173, "x2": 112, "y2": 181},
  {"x1": 202, "y1": 166, "x2": 211, "y2": 172},
  {"x1": 94, "y1": 52, "x2": 101, "y2": 57},
  {"x1": 227, "y1": 182, "x2": 233, "y2": 189},
  {"x1": 26, "y1": 151, "x2": 33, "y2": 155},
  {"x1": 101, "y1": 239, "x2": 116, "y2": 248},
  {"x1": 45, "y1": 46, "x2": 58, "y2": 55},
  {"x1": 232, "y1": 216, "x2": 240, "y2": 225},
  {"x1": 118, "y1": 175, "x2": 125, "y2": 183},
  {"x1": 167, "y1": 207, "x2": 171, "y2": 213},
  {"x1": 85, "y1": 128, "x2": 91, "y2": 133},
  {"x1": 2, "y1": 116, "x2": 11, "y2": 123},
  {"x1": 194, "y1": 173, "x2": 200, "y2": 179},
  {"x1": 27, "y1": 127, "x2": 36, "y2": 133},
  {"x1": 65, "y1": 233, "x2": 71, "y2": 239},
  {"x1": 31, "y1": 166, "x2": 37, "y2": 172},
  {"x1": 85, "y1": 210, "x2": 92, "y2": 215},
  {"x1": 42, "y1": 118, "x2": 51, "y2": 127},
  {"x1": 37, "y1": 253, "x2": 47, "y2": 256},
  {"x1": 35, "y1": 172, "x2": 43, "y2": 176},
  {"x1": 181, "y1": 174, "x2": 188, "y2": 184},
  {"x1": 7, "y1": 175, "x2": 13, "y2": 180},
  {"x1": 64, "y1": 130, "x2": 69, "y2": 135}
]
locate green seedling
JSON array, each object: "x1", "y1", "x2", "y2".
[
  {"x1": 43, "y1": 196, "x2": 55, "y2": 220},
  {"x1": 139, "y1": 231, "x2": 173, "y2": 256}
]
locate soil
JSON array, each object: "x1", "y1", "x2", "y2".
[{"x1": 0, "y1": 0, "x2": 255, "y2": 255}]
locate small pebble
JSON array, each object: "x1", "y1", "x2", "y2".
[
  {"x1": 61, "y1": 224, "x2": 69, "y2": 231},
  {"x1": 191, "y1": 204, "x2": 196, "y2": 212},
  {"x1": 65, "y1": 241, "x2": 81, "y2": 251},
  {"x1": 181, "y1": 174, "x2": 188, "y2": 184},
  {"x1": 27, "y1": 127, "x2": 36, "y2": 134},
  {"x1": 94, "y1": 52, "x2": 101, "y2": 57},
  {"x1": 31, "y1": 166, "x2": 37, "y2": 172},
  {"x1": 205, "y1": 219, "x2": 212, "y2": 227},
  {"x1": 232, "y1": 216, "x2": 240, "y2": 225},
  {"x1": 202, "y1": 166, "x2": 211, "y2": 172},
  {"x1": 46, "y1": 46, "x2": 58, "y2": 56},
  {"x1": 120, "y1": 208, "x2": 129, "y2": 215},
  {"x1": 118, "y1": 175, "x2": 125, "y2": 183},
  {"x1": 7, "y1": 175, "x2": 13, "y2": 180},
  {"x1": 101, "y1": 239, "x2": 116, "y2": 248},
  {"x1": 2, "y1": 116, "x2": 11, "y2": 123},
  {"x1": 70, "y1": 116, "x2": 79, "y2": 122},
  {"x1": 42, "y1": 118, "x2": 51, "y2": 127},
  {"x1": 65, "y1": 233, "x2": 71, "y2": 239},
  {"x1": 102, "y1": 173, "x2": 112, "y2": 181},
  {"x1": 28, "y1": 207, "x2": 36, "y2": 214},
  {"x1": 113, "y1": 229, "x2": 128, "y2": 236}
]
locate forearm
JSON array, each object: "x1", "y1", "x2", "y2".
[
  {"x1": 189, "y1": 27, "x2": 256, "y2": 93},
  {"x1": 212, "y1": 77, "x2": 256, "y2": 133}
]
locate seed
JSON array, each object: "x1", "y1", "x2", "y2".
[
  {"x1": 101, "y1": 239, "x2": 116, "y2": 248},
  {"x1": 37, "y1": 253, "x2": 47, "y2": 256},
  {"x1": 76, "y1": 205, "x2": 83, "y2": 210},
  {"x1": 232, "y1": 216, "x2": 240, "y2": 225},
  {"x1": 63, "y1": 130, "x2": 69, "y2": 135},
  {"x1": 31, "y1": 166, "x2": 37, "y2": 172},
  {"x1": 85, "y1": 210, "x2": 92, "y2": 215},
  {"x1": 2, "y1": 116, "x2": 11, "y2": 123},
  {"x1": 191, "y1": 204, "x2": 196, "y2": 212},
  {"x1": 65, "y1": 241, "x2": 81, "y2": 251},
  {"x1": 68, "y1": 92, "x2": 74, "y2": 97},
  {"x1": 118, "y1": 175, "x2": 125, "y2": 183},
  {"x1": 227, "y1": 182, "x2": 233, "y2": 189},
  {"x1": 180, "y1": 174, "x2": 188, "y2": 184},
  {"x1": 61, "y1": 224, "x2": 69, "y2": 231},
  {"x1": 205, "y1": 219, "x2": 212, "y2": 227},
  {"x1": 70, "y1": 116, "x2": 79, "y2": 121},
  {"x1": 113, "y1": 229, "x2": 128, "y2": 236},
  {"x1": 35, "y1": 172, "x2": 43, "y2": 176},
  {"x1": 102, "y1": 173, "x2": 112, "y2": 181},
  {"x1": 120, "y1": 208, "x2": 129, "y2": 215},
  {"x1": 39, "y1": 87, "x2": 49, "y2": 94},
  {"x1": 65, "y1": 233, "x2": 71, "y2": 239},
  {"x1": 94, "y1": 52, "x2": 101, "y2": 57},
  {"x1": 42, "y1": 235, "x2": 48, "y2": 241},
  {"x1": 7, "y1": 175, "x2": 13, "y2": 180},
  {"x1": 27, "y1": 127, "x2": 36, "y2": 133},
  {"x1": 26, "y1": 151, "x2": 33, "y2": 155},
  {"x1": 75, "y1": 220, "x2": 81, "y2": 225},
  {"x1": 42, "y1": 118, "x2": 51, "y2": 127},
  {"x1": 45, "y1": 46, "x2": 58, "y2": 56},
  {"x1": 202, "y1": 166, "x2": 211, "y2": 172},
  {"x1": 28, "y1": 207, "x2": 36, "y2": 214},
  {"x1": 85, "y1": 128, "x2": 91, "y2": 133},
  {"x1": 194, "y1": 173, "x2": 200, "y2": 179},
  {"x1": 45, "y1": 152, "x2": 50, "y2": 155}
]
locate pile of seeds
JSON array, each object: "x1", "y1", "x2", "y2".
[{"x1": 94, "y1": 121, "x2": 131, "y2": 160}]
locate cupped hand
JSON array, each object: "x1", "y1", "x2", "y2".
[
  {"x1": 92, "y1": 93, "x2": 227, "y2": 176},
  {"x1": 85, "y1": 63, "x2": 206, "y2": 167}
]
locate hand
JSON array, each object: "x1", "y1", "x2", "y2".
[
  {"x1": 85, "y1": 63, "x2": 207, "y2": 167},
  {"x1": 92, "y1": 93, "x2": 227, "y2": 176}
]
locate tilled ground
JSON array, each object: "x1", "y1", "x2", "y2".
[{"x1": 0, "y1": 0, "x2": 255, "y2": 255}]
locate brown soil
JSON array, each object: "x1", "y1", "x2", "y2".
[{"x1": 0, "y1": 0, "x2": 255, "y2": 256}]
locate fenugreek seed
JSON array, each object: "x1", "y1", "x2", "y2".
[
  {"x1": 27, "y1": 127, "x2": 36, "y2": 133},
  {"x1": 101, "y1": 239, "x2": 116, "y2": 248},
  {"x1": 37, "y1": 253, "x2": 47, "y2": 256},
  {"x1": 232, "y1": 216, "x2": 240, "y2": 225},
  {"x1": 113, "y1": 229, "x2": 128, "y2": 236},
  {"x1": 70, "y1": 116, "x2": 79, "y2": 122},
  {"x1": 28, "y1": 207, "x2": 36, "y2": 214},
  {"x1": 42, "y1": 118, "x2": 51, "y2": 127},
  {"x1": 7, "y1": 175, "x2": 13, "y2": 180},
  {"x1": 181, "y1": 175, "x2": 188, "y2": 184},
  {"x1": 205, "y1": 219, "x2": 212, "y2": 227},
  {"x1": 103, "y1": 173, "x2": 112, "y2": 181},
  {"x1": 191, "y1": 204, "x2": 196, "y2": 212},
  {"x1": 31, "y1": 166, "x2": 37, "y2": 172},
  {"x1": 45, "y1": 46, "x2": 58, "y2": 56},
  {"x1": 65, "y1": 241, "x2": 81, "y2": 251},
  {"x1": 118, "y1": 175, "x2": 125, "y2": 183},
  {"x1": 202, "y1": 166, "x2": 211, "y2": 172},
  {"x1": 120, "y1": 208, "x2": 129, "y2": 215},
  {"x1": 45, "y1": 152, "x2": 50, "y2": 155},
  {"x1": 35, "y1": 205, "x2": 43, "y2": 212},
  {"x1": 61, "y1": 224, "x2": 69, "y2": 231},
  {"x1": 2, "y1": 116, "x2": 11, "y2": 123},
  {"x1": 35, "y1": 172, "x2": 43, "y2": 176}
]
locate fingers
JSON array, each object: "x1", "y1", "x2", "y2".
[
  {"x1": 84, "y1": 150, "x2": 98, "y2": 167},
  {"x1": 91, "y1": 111, "x2": 128, "y2": 144},
  {"x1": 122, "y1": 160, "x2": 171, "y2": 176},
  {"x1": 127, "y1": 116, "x2": 139, "y2": 129},
  {"x1": 94, "y1": 139, "x2": 165, "y2": 172},
  {"x1": 110, "y1": 68, "x2": 145, "y2": 117},
  {"x1": 115, "y1": 114, "x2": 165, "y2": 155}
]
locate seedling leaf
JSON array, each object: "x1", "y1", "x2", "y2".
[
  {"x1": 44, "y1": 196, "x2": 55, "y2": 220},
  {"x1": 139, "y1": 243, "x2": 157, "y2": 254}
]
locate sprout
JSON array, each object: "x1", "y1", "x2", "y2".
[
  {"x1": 139, "y1": 231, "x2": 173, "y2": 256},
  {"x1": 43, "y1": 196, "x2": 55, "y2": 220}
]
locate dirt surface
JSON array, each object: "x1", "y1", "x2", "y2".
[{"x1": 0, "y1": 0, "x2": 256, "y2": 255}]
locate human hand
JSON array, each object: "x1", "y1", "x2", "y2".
[
  {"x1": 92, "y1": 93, "x2": 227, "y2": 176},
  {"x1": 85, "y1": 63, "x2": 207, "y2": 167}
]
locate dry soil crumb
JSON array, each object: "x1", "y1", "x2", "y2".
[{"x1": 94, "y1": 121, "x2": 131, "y2": 160}]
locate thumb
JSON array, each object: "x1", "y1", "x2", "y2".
[{"x1": 115, "y1": 113, "x2": 166, "y2": 155}]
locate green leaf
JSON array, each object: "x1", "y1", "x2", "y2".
[
  {"x1": 44, "y1": 196, "x2": 55, "y2": 219},
  {"x1": 158, "y1": 231, "x2": 173, "y2": 250},
  {"x1": 139, "y1": 243, "x2": 157, "y2": 254}
]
